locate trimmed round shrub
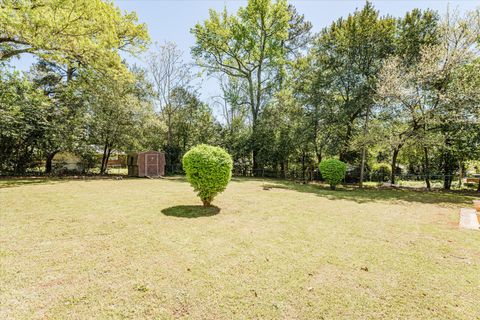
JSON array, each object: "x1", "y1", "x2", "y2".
[
  {"x1": 182, "y1": 144, "x2": 233, "y2": 206},
  {"x1": 370, "y1": 163, "x2": 391, "y2": 182},
  {"x1": 319, "y1": 159, "x2": 346, "y2": 190}
]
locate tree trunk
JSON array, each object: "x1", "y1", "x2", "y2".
[
  {"x1": 359, "y1": 146, "x2": 366, "y2": 188},
  {"x1": 458, "y1": 161, "x2": 463, "y2": 189},
  {"x1": 167, "y1": 113, "x2": 172, "y2": 147},
  {"x1": 247, "y1": 75, "x2": 260, "y2": 176},
  {"x1": 443, "y1": 175, "x2": 452, "y2": 190},
  {"x1": 442, "y1": 142, "x2": 454, "y2": 190},
  {"x1": 301, "y1": 150, "x2": 306, "y2": 183},
  {"x1": 313, "y1": 116, "x2": 322, "y2": 164},
  {"x1": 339, "y1": 123, "x2": 353, "y2": 162},
  {"x1": 105, "y1": 148, "x2": 112, "y2": 174},
  {"x1": 390, "y1": 147, "x2": 400, "y2": 185},
  {"x1": 251, "y1": 118, "x2": 260, "y2": 176},
  {"x1": 252, "y1": 149, "x2": 259, "y2": 176},
  {"x1": 66, "y1": 66, "x2": 75, "y2": 82},
  {"x1": 316, "y1": 151, "x2": 322, "y2": 164},
  {"x1": 359, "y1": 106, "x2": 371, "y2": 188},
  {"x1": 45, "y1": 151, "x2": 58, "y2": 174},
  {"x1": 100, "y1": 143, "x2": 110, "y2": 175},
  {"x1": 423, "y1": 146, "x2": 431, "y2": 190}
]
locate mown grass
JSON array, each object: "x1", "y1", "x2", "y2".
[{"x1": 1, "y1": 177, "x2": 479, "y2": 319}]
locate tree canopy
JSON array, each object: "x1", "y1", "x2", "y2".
[{"x1": 0, "y1": 0, "x2": 149, "y2": 75}]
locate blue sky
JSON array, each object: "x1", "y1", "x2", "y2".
[{"x1": 10, "y1": 0, "x2": 480, "y2": 108}]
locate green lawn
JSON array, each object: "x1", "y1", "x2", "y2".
[{"x1": 1, "y1": 177, "x2": 479, "y2": 319}]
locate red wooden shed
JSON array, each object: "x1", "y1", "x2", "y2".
[{"x1": 127, "y1": 151, "x2": 165, "y2": 177}]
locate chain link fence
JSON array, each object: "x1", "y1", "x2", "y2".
[
  {"x1": 2, "y1": 161, "x2": 476, "y2": 191},
  {"x1": 232, "y1": 168, "x2": 473, "y2": 190}
]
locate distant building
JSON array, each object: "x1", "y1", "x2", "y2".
[
  {"x1": 51, "y1": 148, "x2": 127, "y2": 173},
  {"x1": 52, "y1": 152, "x2": 83, "y2": 172}
]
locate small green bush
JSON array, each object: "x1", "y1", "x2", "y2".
[
  {"x1": 182, "y1": 144, "x2": 233, "y2": 206},
  {"x1": 370, "y1": 163, "x2": 391, "y2": 182},
  {"x1": 319, "y1": 159, "x2": 346, "y2": 190}
]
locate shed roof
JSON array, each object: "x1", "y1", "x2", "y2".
[{"x1": 130, "y1": 150, "x2": 164, "y2": 155}]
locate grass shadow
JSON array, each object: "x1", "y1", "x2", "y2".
[
  {"x1": 0, "y1": 178, "x2": 62, "y2": 189},
  {"x1": 231, "y1": 177, "x2": 269, "y2": 183},
  {"x1": 161, "y1": 205, "x2": 220, "y2": 218},
  {"x1": 161, "y1": 176, "x2": 187, "y2": 182},
  {"x1": 263, "y1": 180, "x2": 479, "y2": 206}
]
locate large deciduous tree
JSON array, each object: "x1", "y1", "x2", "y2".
[
  {"x1": 30, "y1": 61, "x2": 86, "y2": 173},
  {"x1": 0, "y1": 70, "x2": 50, "y2": 174},
  {"x1": 375, "y1": 9, "x2": 439, "y2": 184},
  {"x1": 308, "y1": 2, "x2": 396, "y2": 186},
  {"x1": 377, "y1": 9, "x2": 480, "y2": 189},
  {"x1": 146, "y1": 41, "x2": 192, "y2": 171},
  {"x1": 0, "y1": 0, "x2": 149, "y2": 75},
  {"x1": 191, "y1": 0, "x2": 290, "y2": 172},
  {"x1": 82, "y1": 68, "x2": 154, "y2": 174}
]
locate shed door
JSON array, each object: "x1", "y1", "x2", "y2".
[{"x1": 145, "y1": 154, "x2": 159, "y2": 176}]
